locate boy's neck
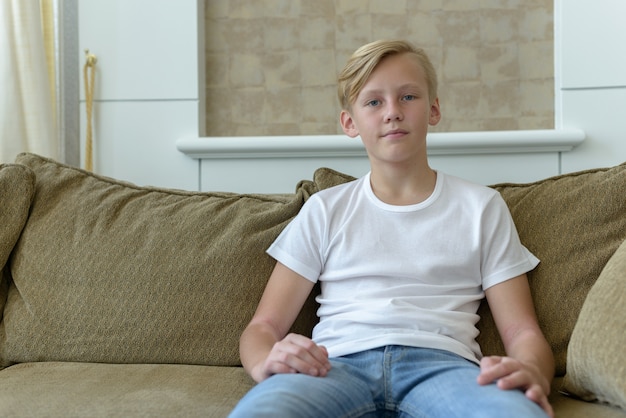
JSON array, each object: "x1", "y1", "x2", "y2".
[{"x1": 369, "y1": 163, "x2": 437, "y2": 206}]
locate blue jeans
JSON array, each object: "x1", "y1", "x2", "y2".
[{"x1": 229, "y1": 346, "x2": 547, "y2": 418}]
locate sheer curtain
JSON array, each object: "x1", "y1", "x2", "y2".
[{"x1": 0, "y1": 0, "x2": 58, "y2": 163}]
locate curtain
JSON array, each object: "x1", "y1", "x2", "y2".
[{"x1": 0, "y1": 0, "x2": 58, "y2": 163}]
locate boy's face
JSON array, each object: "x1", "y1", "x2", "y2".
[{"x1": 340, "y1": 53, "x2": 441, "y2": 167}]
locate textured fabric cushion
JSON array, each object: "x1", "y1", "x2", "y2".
[
  {"x1": 0, "y1": 153, "x2": 317, "y2": 367},
  {"x1": 0, "y1": 362, "x2": 254, "y2": 417},
  {"x1": 312, "y1": 163, "x2": 626, "y2": 376},
  {"x1": 0, "y1": 164, "x2": 35, "y2": 314},
  {"x1": 481, "y1": 162, "x2": 626, "y2": 376},
  {"x1": 562, "y1": 239, "x2": 626, "y2": 410}
]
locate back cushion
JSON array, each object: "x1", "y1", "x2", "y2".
[
  {"x1": 0, "y1": 164, "x2": 35, "y2": 314},
  {"x1": 0, "y1": 153, "x2": 317, "y2": 367},
  {"x1": 313, "y1": 163, "x2": 626, "y2": 376},
  {"x1": 480, "y1": 162, "x2": 626, "y2": 375}
]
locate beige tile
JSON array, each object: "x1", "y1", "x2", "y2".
[
  {"x1": 479, "y1": 10, "x2": 519, "y2": 43},
  {"x1": 443, "y1": 47, "x2": 480, "y2": 81},
  {"x1": 260, "y1": 0, "x2": 301, "y2": 18},
  {"x1": 479, "y1": 44, "x2": 520, "y2": 81},
  {"x1": 299, "y1": 17, "x2": 336, "y2": 50},
  {"x1": 519, "y1": 41, "x2": 553, "y2": 80},
  {"x1": 300, "y1": 122, "x2": 343, "y2": 135},
  {"x1": 230, "y1": 87, "x2": 267, "y2": 125},
  {"x1": 439, "y1": 81, "x2": 484, "y2": 118},
  {"x1": 434, "y1": 117, "x2": 485, "y2": 132},
  {"x1": 228, "y1": 0, "x2": 299, "y2": 19},
  {"x1": 483, "y1": 117, "x2": 520, "y2": 131},
  {"x1": 204, "y1": 87, "x2": 233, "y2": 135},
  {"x1": 225, "y1": 19, "x2": 264, "y2": 52},
  {"x1": 479, "y1": 0, "x2": 523, "y2": 10},
  {"x1": 205, "y1": 0, "x2": 228, "y2": 19},
  {"x1": 227, "y1": 0, "x2": 262, "y2": 19},
  {"x1": 263, "y1": 52, "x2": 301, "y2": 88},
  {"x1": 407, "y1": 0, "x2": 443, "y2": 13},
  {"x1": 442, "y1": 0, "x2": 479, "y2": 12},
  {"x1": 234, "y1": 124, "x2": 268, "y2": 136},
  {"x1": 263, "y1": 18, "x2": 300, "y2": 51},
  {"x1": 301, "y1": 86, "x2": 339, "y2": 123},
  {"x1": 300, "y1": 0, "x2": 335, "y2": 17},
  {"x1": 229, "y1": 53, "x2": 265, "y2": 87},
  {"x1": 406, "y1": 12, "x2": 444, "y2": 47},
  {"x1": 519, "y1": 79, "x2": 554, "y2": 117},
  {"x1": 482, "y1": 79, "x2": 520, "y2": 117},
  {"x1": 519, "y1": 6, "x2": 553, "y2": 42},
  {"x1": 372, "y1": 14, "x2": 409, "y2": 41},
  {"x1": 205, "y1": 54, "x2": 229, "y2": 87},
  {"x1": 370, "y1": 0, "x2": 407, "y2": 14},
  {"x1": 266, "y1": 87, "x2": 302, "y2": 124},
  {"x1": 300, "y1": 49, "x2": 337, "y2": 87},
  {"x1": 518, "y1": 116, "x2": 554, "y2": 130},
  {"x1": 335, "y1": 14, "x2": 373, "y2": 51},
  {"x1": 336, "y1": 0, "x2": 370, "y2": 14},
  {"x1": 205, "y1": 18, "x2": 229, "y2": 53},
  {"x1": 266, "y1": 123, "x2": 303, "y2": 136},
  {"x1": 437, "y1": 11, "x2": 481, "y2": 46}
]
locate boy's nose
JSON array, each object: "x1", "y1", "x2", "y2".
[{"x1": 385, "y1": 105, "x2": 403, "y2": 122}]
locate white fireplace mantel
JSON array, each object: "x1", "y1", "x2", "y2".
[{"x1": 177, "y1": 129, "x2": 585, "y2": 160}]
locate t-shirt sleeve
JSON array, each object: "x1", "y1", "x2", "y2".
[
  {"x1": 480, "y1": 193, "x2": 540, "y2": 290},
  {"x1": 267, "y1": 195, "x2": 326, "y2": 283}
]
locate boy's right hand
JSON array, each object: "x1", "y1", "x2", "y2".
[{"x1": 256, "y1": 333, "x2": 331, "y2": 381}]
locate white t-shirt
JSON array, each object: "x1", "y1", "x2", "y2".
[{"x1": 267, "y1": 171, "x2": 539, "y2": 363}]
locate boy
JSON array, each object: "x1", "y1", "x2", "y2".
[{"x1": 230, "y1": 40, "x2": 554, "y2": 418}]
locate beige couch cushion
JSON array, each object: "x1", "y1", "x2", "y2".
[
  {"x1": 0, "y1": 153, "x2": 317, "y2": 368},
  {"x1": 313, "y1": 163, "x2": 626, "y2": 376},
  {"x1": 0, "y1": 164, "x2": 35, "y2": 313},
  {"x1": 562, "y1": 238, "x2": 626, "y2": 411},
  {"x1": 0, "y1": 362, "x2": 254, "y2": 417}
]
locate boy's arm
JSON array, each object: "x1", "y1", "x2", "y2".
[
  {"x1": 479, "y1": 274, "x2": 555, "y2": 417},
  {"x1": 239, "y1": 262, "x2": 331, "y2": 383}
]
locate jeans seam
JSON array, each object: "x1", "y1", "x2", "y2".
[{"x1": 383, "y1": 346, "x2": 396, "y2": 413}]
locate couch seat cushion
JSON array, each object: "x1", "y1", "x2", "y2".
[
  {"x1": 550, "y1": 378, "x2": 626, "y2": 418},
  {"x1": 0, "y1": 362, "x2": 253, "y2": 417}
]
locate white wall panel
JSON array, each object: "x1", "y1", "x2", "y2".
[
  {"x1": 556, "y1": 0, "x2": 626, "y2": 174},
  {"x1": 199, "y1": 153, "x2": 560, "y2": 194},
  {"x1": 78, "y1": 0, "x2": 203, "y2": 190},
  {"x1": 78, "y1": 0, "x2": 200, "y2": 101},
  {"x1": 200, "y1": 157, "x2": 371, "y2": 194},
  {"x1": 80, "y1": 100, "x2": 199, "y2": 190},
  {"x1": 560, "y1": 88, "x2": 626, "y2": 173},
  {"x1": 429, "y1": 154, "x2": 559, "y2": 186},
  {"x1": 559, "y1": 0, "x2": 626, "y2": 89}
]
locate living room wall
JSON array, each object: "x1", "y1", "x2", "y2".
[{"x1": 205, "y1": 0, "x2": 554, "y2": 137}]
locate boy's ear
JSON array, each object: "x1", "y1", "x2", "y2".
[
  {"x1": 429, "y1": 98, "x2": 442, "y2": 126},
  {"x1": 340, "y1": 110, "x2": 359, "y2": 138}
]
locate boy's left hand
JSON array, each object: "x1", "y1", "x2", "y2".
[{"x1": 477, "y1": 355, "x2": 553, "y2": 418}]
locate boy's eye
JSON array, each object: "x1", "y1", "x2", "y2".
[
  {"x1": 402, "y1": 95, "x2": 416, "y2": 101},
  {"x1": 366, "y1": 99, "x2": 381, "y2": 107}
]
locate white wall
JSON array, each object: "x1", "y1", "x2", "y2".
[
  {"x1": 78, "y1": 0, "x2": 204, "y2": 189},
  {"x1": 556, "y1": 0, "x2": 626, "y2": 172}
]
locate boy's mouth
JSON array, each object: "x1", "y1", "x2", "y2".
[{"x1": 383, "y1": 129, "x2": 408, "y2": 138}]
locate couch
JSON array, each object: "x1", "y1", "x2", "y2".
[{"x1": 0, "y1": 153, "x2": 625, "y2": 417}]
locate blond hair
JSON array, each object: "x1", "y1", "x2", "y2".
[{"x1": 337, "y1": 40, "x2": 438, "y2": 110}]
